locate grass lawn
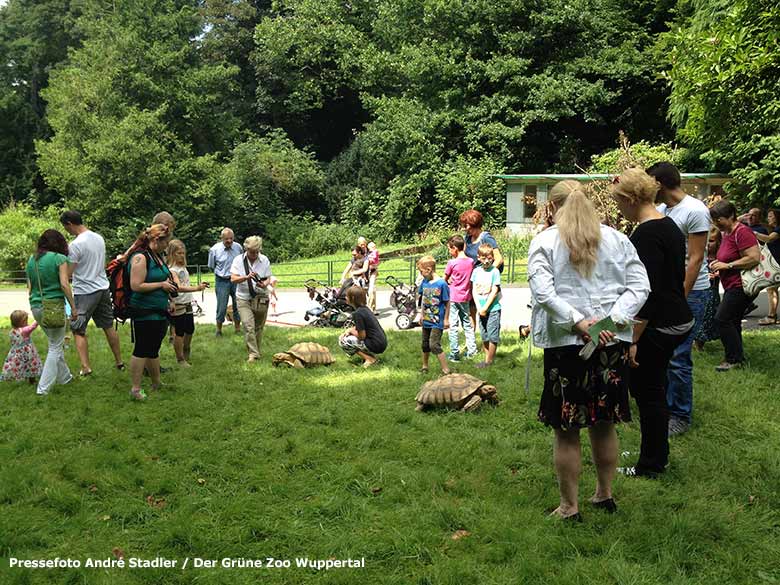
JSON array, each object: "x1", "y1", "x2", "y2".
[{"x1": 1, "y1": 323, "x2": 778, "y2": 584}]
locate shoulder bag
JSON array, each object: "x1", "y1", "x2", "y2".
[{"x1": 741, "y1": 244, "x2": 780, "y2": 297}]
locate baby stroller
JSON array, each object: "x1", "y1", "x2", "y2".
[
  {"x1": 386, "y1": 275, "x2": 418, "y2": 330},
  {"x1": 303, "y1": 279, "x2": 355, "y2": 328}
]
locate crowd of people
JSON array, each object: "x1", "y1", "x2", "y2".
[
  {"x1": 3, "y1": 161, "x2": 778, "y2": 521},
  {"x1": 529, "y1": 163, "x2": 776, "y2": 521}
]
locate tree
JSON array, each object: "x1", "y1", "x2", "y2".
[
  {"x1": 663, "y1": 0, "x2": 780, "y2": 205},
  {"x1": 36, "y1": 0, "x2": 242, "y2": 257}
]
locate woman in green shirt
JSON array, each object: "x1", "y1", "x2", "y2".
[
  {"x1": 126, "y1": 224, "x2": 176, "y2": 400},
  {"x1": 25, "y1": 229, "x2": 78, "y2": 396}
]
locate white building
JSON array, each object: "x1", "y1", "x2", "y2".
[{"x1": 497, "y1": 173, "x2": 730, "y2": 234}]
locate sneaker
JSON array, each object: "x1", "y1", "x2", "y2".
[
  {"x1": 668, "y1": 417, "x2": 690, "y2": 437},
  {"x1": 215, "y1": 330, "x2": 223, "y2": 337},
  {"x1": 464, "y1": 350, "x2": 478, "y2": 359},
  {"x1": 447, "y1": 352, "x2": 461, "y2": 363},
  {"x1": 177, "y1": 360, "x2": 192, "y2": 368},
  {"x1": 36, "y1": 388, "x2": 49, "y2": 396}
]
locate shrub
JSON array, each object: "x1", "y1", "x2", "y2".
[{"x1": 0, "y1": 203, "x2": 63, "y2": 274}]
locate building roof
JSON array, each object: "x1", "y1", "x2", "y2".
[{"x1": 495, "y1": 173, "x2": 730, "y2": 184}]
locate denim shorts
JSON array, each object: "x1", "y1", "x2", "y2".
[{"x1": 478, "y1": 310, "x2": 501, "y2": 344}]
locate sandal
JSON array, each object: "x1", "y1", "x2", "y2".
[
  {"x1": 129, "y1": 388, "x2": 147, "y2": 401},
  {"x1": 79, "y1": 369, "x2": 93, "y2": 377},
  {"x1": 758, "y1": 315, "x2": 777, "y2": 326},
  {"x1": 419, "y1": 367, "x2": 429, "y2": 374},
  {"x1": 115, "y1": 363, "x2": 126, "y2": 371}
]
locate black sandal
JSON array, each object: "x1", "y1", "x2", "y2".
[{"x1": 591, "y1": 498, "x2": 618, "y2": 513}]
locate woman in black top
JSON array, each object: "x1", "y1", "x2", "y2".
[{"x1": 611, "y1": 168, "x2": 694, "y2": 477}]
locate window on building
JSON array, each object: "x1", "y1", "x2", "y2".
[{"x1": 524, "y1": 185, "x2": 538, "y2": 220}]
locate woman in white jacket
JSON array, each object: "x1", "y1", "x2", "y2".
[{"x1": 528, "y1": 180, "x2": 650, "y2": 521}]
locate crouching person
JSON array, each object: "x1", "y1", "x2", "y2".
[{"x1": 339, "y1": 286, "x2": 387, "y2": 367}]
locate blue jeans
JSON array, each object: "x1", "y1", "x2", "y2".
[
  {"x1": 215, "y1": 276, "x2": 240, "y2": 326},
  {"x1": 666, "y1": 288, "x2": 710, "y2": 422},
  {"x1": 448, "y1": 301, "x2": 477, "y2": 356}
]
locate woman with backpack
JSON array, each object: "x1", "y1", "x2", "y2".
[{"x1": 125, "y1": 224, "x2": 176, "y2": 400}]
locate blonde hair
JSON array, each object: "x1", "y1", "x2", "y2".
[
  {"x1": 477, "y1": 243, "x2": 494, "y2": 258},
  {"x1": 244, "y1": 236, "x2": 263, "y2": 252},
  {"x1": 611, "y1": 168, "x2": 659, "y2": 205},
  {"x1": 166, "y1": 239, "x2": 187, "y2": 267},
  {"x1": 10, "y1": 310, "x2": 28, "y2": 328},
  {"x1": 416, "y1": 255, "x2": 436, "y2": 270},
  {"x1": 549, "y1": 180, "x2": 601, "y2": 278}
]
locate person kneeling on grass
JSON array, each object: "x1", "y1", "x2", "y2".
[
  {"x1": 339, "y1": 286, "x2": 387, "y2": 367},
  {"x1": 417, "y1": 255, "x2": 451, "y2": 375},
  {"x1": 471, "y1": 244, "x2": 501, "y2": 368}
]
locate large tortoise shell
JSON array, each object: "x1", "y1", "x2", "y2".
[{"x1": 415, "y1": 373, "x2": 487, "y2": 406}]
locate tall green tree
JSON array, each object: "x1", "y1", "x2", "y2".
[
  {"x1": 36, "y1": 0, "x2": 242, "y2": 255},
  {"x1": 0, "y1": 0, "x2": 80, "y2": 205},
  {"x1": 664, "y1": 0, "x2": 780, "y2": 204}
]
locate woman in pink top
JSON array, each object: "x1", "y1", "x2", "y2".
[{"x1": 708, "y1": 200, "x2": 760, "y2": 371}]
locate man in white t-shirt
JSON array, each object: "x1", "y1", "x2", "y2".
[
  {"x1": 647, "y1": 163, "x2": 711, "y2": 438},
  {"x1": 230, "y1": 236, "x2": 273, "y2": 362},
  {"x1": 60, "y1": 211, "x2": 124, "y2": 375}
]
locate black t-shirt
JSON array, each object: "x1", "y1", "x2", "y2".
[
  {"x1": 630, "y1": 217, "x2": 693, "y2": 328},
  {"x1": 353, "y1": 306, "x2": 387, "y2": 354},
  {"x1": 767, "y1": 226, "x2": 780, "y2": 262}
]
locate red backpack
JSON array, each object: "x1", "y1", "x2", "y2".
[{"x1": 106, "y1": 249, "x2": 155, "y2": 323}]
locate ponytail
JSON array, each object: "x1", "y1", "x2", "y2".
[
  {"x1": 551, "y1": 180, "x2": 601, "y2": 278},
  {"x1": 120, "y1": 224, "x2": 170, "y2": 262}
]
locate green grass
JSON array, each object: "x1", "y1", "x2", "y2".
[{"x1": 1, "y1": 324, "x2": 778, "y2": 584}]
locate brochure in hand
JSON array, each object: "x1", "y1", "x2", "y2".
[{"x1": 578, "y1": 316, "x2": 618, "y2": 361}]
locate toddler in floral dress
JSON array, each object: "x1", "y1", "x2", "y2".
[{"x1": 2, "y1": 310, "x2": 43, "y2": 384}]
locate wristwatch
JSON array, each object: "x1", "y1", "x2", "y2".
[{"x1": 727, "y1": 262, "x2": 733, "y2": 270}]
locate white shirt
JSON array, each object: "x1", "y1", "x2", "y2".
[
  {"x1": 657, "y1": 195, "x2": 711, "y2": 291},
  {"x1": 527, "y1": 225, "x2": 650, "y2": 348},
  {"x1": 170, "y1": 265, "x2": 193, "y2": 305},
  {"x1": 68, "y1": 230, "x2": 109, "y2": 295},
  {"x1": 230, "y1": 253, "x2": 273, "y2": 300}
]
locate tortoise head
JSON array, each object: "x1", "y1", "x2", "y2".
[
  {"x1": 480, "y1": 384, "x2": 499, "y2": 403},
  {"x1": 272, "y1": 353, "x2": 294, "y2": 367}
]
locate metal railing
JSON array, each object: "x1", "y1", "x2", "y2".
[{"x1": 0, "y1": 253, "x2": 528, "y2": 289}]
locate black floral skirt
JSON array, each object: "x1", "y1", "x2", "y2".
[{"x1": 538, "y1": 343, "x2": 632, "y2": 430}]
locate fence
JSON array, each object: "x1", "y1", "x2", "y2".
[{"x1": 0, "y1": 253, "x2": 528, "y2": 289}]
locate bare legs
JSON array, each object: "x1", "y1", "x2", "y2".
[
  {"x1": 74, "y1": 327, "x2": 124, "y2": 373},
  {"x1": 173, "y1": 333, "x2": 193, "y2": 364},
  {"x1": 130, "y1": 356, "x2": 160, "y2": 392},
  {"x1": 552, "y1": 422, "x2": 618, "y2": 517}
]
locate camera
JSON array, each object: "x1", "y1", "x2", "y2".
[{"x1": 169, "y1": 281, "x2": 179, "y2": 298}]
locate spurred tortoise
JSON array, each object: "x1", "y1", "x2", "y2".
[
  {"x1": 415, "y1": 373, "x2": 499, "y2": 412},
  {"x1": 272, "y1": 342, "x2": 335, "y2": 368}
]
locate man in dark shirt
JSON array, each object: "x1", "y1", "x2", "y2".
[{"x1": 739, "y1": 208, "x2": 768, "y2": 235}]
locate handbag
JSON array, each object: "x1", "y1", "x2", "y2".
[
  {"x1": 741, "y1": 245, "x2": 780, "y2": 296},
  {"x1": 34, "y1": 256, "x2": 66, "y2": 328}
]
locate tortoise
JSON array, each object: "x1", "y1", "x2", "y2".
[
  {"x1": 415, "y1": 373, "x2": 499, "y2": 412},
  {"x1": 272, "y1": 342, "x2": 335, "y2": 368}
]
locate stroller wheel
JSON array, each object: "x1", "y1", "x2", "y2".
[{"x1": 396, "y1": 313, "x2": 413, "y2": 330}]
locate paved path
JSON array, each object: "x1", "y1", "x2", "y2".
[{"x1": 2, "y1": 286, "x2": 774, "y2": 332}]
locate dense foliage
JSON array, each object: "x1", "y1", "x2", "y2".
[
  {"x1": 2, "y1": 0, "x2": 775, "y2": 262},
  {"x1": 663, "y1": 0, "x2": 780, "y2": 205}
]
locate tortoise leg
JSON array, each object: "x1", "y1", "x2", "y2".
[
  {"x1": 293, "y1": 359, "x2": 305, "y2": 369},
  {"x1": 415, "y1": 402, "x2": 427, "y2": 412},
  {"x1": 461, "y1": 395, "x2": 482, "y2": 412}
]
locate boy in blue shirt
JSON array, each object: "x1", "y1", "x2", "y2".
[
  {"x1": 471, "y1": 244, "x2": 501, "y2": 368},
  {"x1": 417, "y1": 255, "x2": 450, "y2": 375}
]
